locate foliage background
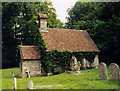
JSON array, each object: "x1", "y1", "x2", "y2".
[{"x1": 65, "y1": 2, "x2": 120, "y2": 65}]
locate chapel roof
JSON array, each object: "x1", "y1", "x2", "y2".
[{"x1": 41, "y1": 28, "x2": 100, "y2": 52}]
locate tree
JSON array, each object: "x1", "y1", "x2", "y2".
[
  {"x1": 2, "y1": 2, "x2": 63, "y2": 68},
  {"x1": 66, "y1": 2, "x2": 120, "y2": 64}
]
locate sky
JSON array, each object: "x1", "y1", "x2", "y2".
[{"x1": 51, "y1": 0, "x2": 78, "y2": 23}]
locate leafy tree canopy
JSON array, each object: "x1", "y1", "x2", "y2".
[
  {"x1": 65, "y1": 2, "x2": 120, "y2": 64},
  {"x1": 2, "y1": 2, "x2": 63, "y2": 68}
]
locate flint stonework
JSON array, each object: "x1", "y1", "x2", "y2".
[
  {"x1": 20, "y1": 60, "x2": 41, "y2": 78},
  {"x1": 98, "y1": 62, "x2": 108, "y2": 79},
  {"x1": 109, "y1": 63, "x2": 119, "y2": 81}
]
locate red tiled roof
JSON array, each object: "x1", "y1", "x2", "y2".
[
  {"x1": 20, "y1": 46, "x2": 40, "y2": 59},
  {"x1": 41, "y1": 28, "x2": 100, "y2": 52},
  {"x1": 38, "y1": 13, "x2": 48, "y2": 19}
]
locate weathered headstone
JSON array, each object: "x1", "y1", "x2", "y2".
[
  {"x1": 90, "y1": 62, "x2": 94, "y2": 68},
  {"x1": 98, "y1": 62, "x2": 108, "y2": 79},
  {"x1": 82, "y1": 58, "x2": 86, "y2": 67},
  {"x1": 77, "y1": 61, "x2": 81, "y2": 71},
  {"x1": 73, "y1": 56, "x2": 78, "y2": 71},
  {"x1": 109, "y1": 63, "x2": 119, "y2": 81},
  {"x1": 76, "y1": 71, "x2": 81, "y2": 74},
  {"x1": 10, "y1": 72, "x2": 15, "y2": 78},
  {"x1": 89, "y1": 62, "x2": 91, "y2": 67},
  {"x1": 86, "y1": 60, "x2": 90, "y2": 67},
  {"x1": 47, "y1": 73, "x2": 53, "y2": 76},
  {"x1": 70, "y1": 56, "x2": 74, "y2": 71},
  {"x1": 27, "y1": 81, "x2": 33, "y2": 89},
  {"x1": 74, "y1": 56, "x2": 77, "y2": 65},
  {"x1": 93, "y1": 54, "x2": 99, "y2": 68}
]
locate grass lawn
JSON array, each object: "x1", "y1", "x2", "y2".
[{"x1": 1, "y1": 67, "x2": 120, "y2": 89}]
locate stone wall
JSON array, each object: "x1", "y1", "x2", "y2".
[{"x1": 19, "y1": 60, "x2": 41, "y2": 78}]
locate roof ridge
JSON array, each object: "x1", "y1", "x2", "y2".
[{"x1": 48, "y1": 28, "x2": 85, "y2": 31}]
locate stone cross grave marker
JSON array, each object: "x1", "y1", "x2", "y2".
[
  {"x1": 109, "y1": 63, "x2": 119, "y2": 81},
  {"x1": 26, "y1": 69, "x2": 30, "y2": 78},
  {"x1": 27, "y1": 80, "x2": 33, "y2": 89},
  {"x1": 98, "y1": 62, "x2": 108, "y2": 79}
]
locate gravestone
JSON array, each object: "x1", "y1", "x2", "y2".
[
  {"x1": 74, "y1": 56, "x2": 77, "y2": 65},
  {"x1": 70, "y1": 56, "x2": 74, "y2": 71},
  {"x1": 93, "y1": 54, "x2": 99, "y2": 68},
  {"x1": 90, "y1": 62, "x2": 94, "y2": 68},
  {"x1": 47, "y1": 73, "x2": 53, "y2": 76},
  {"x1": 27, "y1": 81, "x2": 33, "y2": 89},
  {"x1": 86, "y1": 60, "x2": 90, "y2": 67},
  {"x1": 89, "y1": 62, "x2": 91, "y2": 67},
  {"x1": 77, "y1": 61, "x2": 81, "y2": 71},
  {"x1": 26, "y1": 69, "x2": 30, "y2": 78},
  {"x1": 73, "y1": 56, "x2": 78, "y2": 71},
  {"x1": 82, "y1": 58, "x2": 86, "y2": 67},
  {"x1": 109, "y1": 63, "x2": 119, "y2": 81},
  {"x1": 10, "y1": 72, "x2": 15, "y2": 78},
  {"x1": 98, "y1": 62, "x2": 108, "y2": 79},
  {"x1": 14, "y1": 78, "x2": 17, "y2": 90}
]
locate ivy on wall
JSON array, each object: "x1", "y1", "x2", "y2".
[
  {"x1": 41, "y1": 50, "x2": 72, "y2": 73},
  {"x1": 40, "y1": 49, "x2": 98, "y2": 73}
]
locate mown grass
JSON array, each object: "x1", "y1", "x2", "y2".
[
  {"x1": 2, "y1": 67, "x2": 120, "y2": 89},
  {"x1": 0, "y1": 69, "x2": 2, "y2": 90}
]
